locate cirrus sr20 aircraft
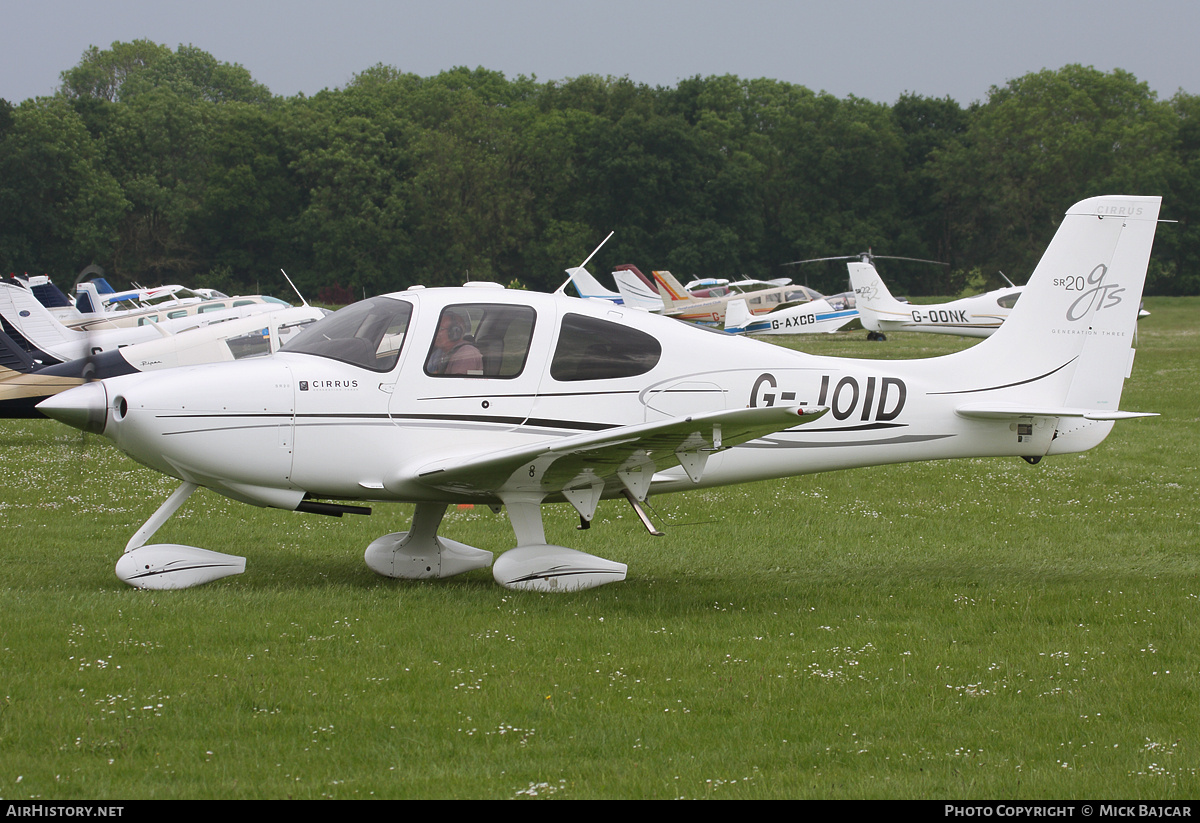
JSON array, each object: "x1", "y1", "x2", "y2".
[{"x1": 40, "y1": 195, "x2": 1161, "y2": 593}]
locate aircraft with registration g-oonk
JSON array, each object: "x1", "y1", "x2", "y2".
[
  {"x1": 849, "y1": 259, "x2": 1021, "y2": 338},
  {"x1": 39, "y1": 195, "x2": 1162, "y2": 593}
]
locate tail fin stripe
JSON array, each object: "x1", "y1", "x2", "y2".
[{"x1": 928, "y1": 359, "x2": 1076, "y2": 395}]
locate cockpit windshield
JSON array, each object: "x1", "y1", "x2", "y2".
[{"x1": 281, "y1": 296, "x2": 413, "y2": 371}]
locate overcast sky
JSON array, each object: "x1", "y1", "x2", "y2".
[{"x1": 3, "y1": 0, "x2": 1199, "y2": 106}]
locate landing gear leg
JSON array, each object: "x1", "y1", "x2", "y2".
[
  {"x1": 491, "y1": 494, "x2": 627, "y2": 592},
  {"x1": 115, "y1": 481, "x2": 247, "y2": 589},
  {"x1": 364, "y1": 502, "x2": 493, "y2": 579}
]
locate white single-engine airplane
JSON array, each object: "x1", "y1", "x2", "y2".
[
  {"x1": 39, "y1": 196, "x2": 1161, "y2": 593},
  {"x1": 723, "y1": 295, "x2": 859, "y2": 335},
  {"x1": 849, "y1": 261, "x2": 1022, "y2": 338}
]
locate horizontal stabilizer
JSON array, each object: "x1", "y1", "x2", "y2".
[{"x1": 956, "y1": 402, "x2": 1158, "y2": 421}]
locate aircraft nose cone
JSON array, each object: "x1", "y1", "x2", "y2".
[{"x1": 37, "y1": 381, "x2": 109, "y2": 434}]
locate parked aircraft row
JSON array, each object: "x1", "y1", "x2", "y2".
[
  {"x1": 566, "y1": 264, "x2": 861, "y2": 334},
  {"x1": 573, "y1": 253, "x2": 1133, "y2": 344},
  {"x1": 0, "y1": 278, "x2": 326, "y2": 416},
  {"x1": 35, "y1": 195, "x2": 1164, "y2": 595},
  {"x1": 10, "y1": 272, "x2": 289, "y2": 331}
]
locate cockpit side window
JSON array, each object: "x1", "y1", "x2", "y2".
[
  {"x1": 225, "y1": 326, "x2": 272, "y2": 360},
  {"x1": 281, "y1": 297, "x2": 412, "y2": 372},
  {"x1": 550, "y1": 313, "x2": 662, "y2": 381},
  {"x1": 425, "y1": 303, "x2": 536, "y2": 378}
]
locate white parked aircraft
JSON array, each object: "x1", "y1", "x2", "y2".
[
  {"x1": 723, "y1": 295, "x2": 859, "y2": 335},
  {"x1": 0, "y1": 305, "x2": 327, "y2": 417},
  {"x1": 0, "y1": 280, "x2": 287, "y2": 366},
  {"x1": 12, "y1": 273, "x2": 288, "y2": 331},
  {"x1": 849, "y1": 261, "x2": 1021, "y2": 338},
  {"x1": 39, "y1": 196, "x2": 1161, "y2": 593}
]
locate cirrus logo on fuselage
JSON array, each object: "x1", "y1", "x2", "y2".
[{"x1": 299, "y1": 379, "x2": 359, "y2": 391}]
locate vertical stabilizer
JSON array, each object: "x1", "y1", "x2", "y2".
[
  {"x1": 848, "y1": 262, "x2": 905, "y2": 331},
  {"x1": 724, "y1": 299, "x2": 752, "y2": 334},
  {"x1": 0, "y1": 282, "x2": 83, "y2": 363},
  {"x1": 612, "y1": 268, "x2": 665, "y2": 311},
  {"x1": 946, "y1": 196, "x2": 1161, "y2": 454},
  {"x1": 651, "y1": 271, "x2": 695, "y2": 307},
  {"x1": 985, "y1": 196, "x2": 1159, "y2": 412},
  {"x1": 564, "y1": 267, "x2": 621, "y2": 303}
]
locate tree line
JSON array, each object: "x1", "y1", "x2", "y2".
[{"x1": 1, "y1": 40, "x2": 1196, "y2": 301}]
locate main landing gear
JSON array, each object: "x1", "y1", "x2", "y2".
[
  {"x1": 365, "y1": 499, "x2": 627, "y2": 593},
  {"x1": 115, "y1": 483, "x2": 628, "y2": 592}
]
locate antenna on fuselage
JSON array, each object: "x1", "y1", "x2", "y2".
[
  {"x1": 279, "y1": 269, "x2": 309, "y2": 307},
  {"x1": 555, "y1": 231, "x2": 615, "y2": 294}
]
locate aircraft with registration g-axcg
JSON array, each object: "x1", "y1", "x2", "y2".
[{"x1": 39, "y1": 195, "x2": 1162, "y2": 593}]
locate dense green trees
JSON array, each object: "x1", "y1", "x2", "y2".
[
  {"x1": 0, "y1": 97, "x2": 126, "y2": 275},
  {"x1": 930, "y1": 66, "x2": 1180, "y2": 285},
  {"x1": 2, "y1": 42, "x2": 1197, "y2": 297}
]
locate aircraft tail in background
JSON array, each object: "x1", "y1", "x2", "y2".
[
  {"x1": 563, "y1": 267, "x2": 622, "y2": 303},
  {"x1": 612, "y1": 265, "x2": 664, "y2": 312}
]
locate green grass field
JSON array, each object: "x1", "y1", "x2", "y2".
[{"x1": 0, "y1": 297, "x2": 1196, "y2": 799}]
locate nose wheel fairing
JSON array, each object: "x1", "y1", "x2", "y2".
[{"x1": 116, "y1": 481, "x2": 249, "y2": 590}]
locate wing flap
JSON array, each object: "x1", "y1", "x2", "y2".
[{"x1": 409, "y1": 404, "x2": 829, "y2": 498}]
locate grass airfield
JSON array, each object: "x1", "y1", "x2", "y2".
[{"x1": 0, "y1": 297, "x2": 1196, "y2": 800}]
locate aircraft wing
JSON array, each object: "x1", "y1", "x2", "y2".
[{"x1": 409, "y1": 404, "x2": 829, "y2": 500}]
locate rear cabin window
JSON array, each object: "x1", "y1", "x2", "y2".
[
  {"x1": 550, "y1": 313, "x2": 662, "y2": 381},
  {"x1": 424, "y1": 304, "x2": 536, "y2": 378},
  {"x1": 997, "y1": 293, "x2": 1020, "y2": 309}
]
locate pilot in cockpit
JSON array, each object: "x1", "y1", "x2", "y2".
[{"x1": 426, "y1": 309, "x2": 484, "y2": 375}]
